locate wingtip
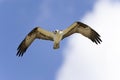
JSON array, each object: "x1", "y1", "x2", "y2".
[
  {"x1": 16, "y1": 51, "x2": 23, "y2": 57},
  {"x1": 90, "y1": 28, "x2": 102, "y2": 44},
  {"x1": 91, "y1": 36, "x2": 102, "y2": 44},
  {"x1": 16, "y1": 47, "x2": 26, "y2": 57}
]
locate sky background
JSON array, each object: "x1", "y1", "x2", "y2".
[{"x1": 0, "y1": 0, "x2": 120, "y2": 80}]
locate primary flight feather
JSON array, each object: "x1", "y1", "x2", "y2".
[{"x1": 17, "y1": 21, "x2": 102, "y2": 57}]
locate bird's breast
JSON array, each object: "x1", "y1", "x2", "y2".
[{"x1": 53, "y1": 34, "x2": 63, "y2": 43}]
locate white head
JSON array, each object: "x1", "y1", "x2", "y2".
[
  {"x1": 54, "y1": 29, "x2": 59, "y2": 33},
  {"x1": 53, "y1": 29, "x2": 63, "y2": 34}
]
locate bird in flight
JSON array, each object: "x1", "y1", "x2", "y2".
[{"x1": 17, "y1": 21, "x2": 102, "y2": 57}]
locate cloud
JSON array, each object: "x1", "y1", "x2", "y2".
[{"x1": 56, "y1": 0, "x2": 120, "y2": 80}]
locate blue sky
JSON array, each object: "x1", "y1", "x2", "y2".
[{"x1": 0, "y1": 0, "x2": 96, "y2": 80}]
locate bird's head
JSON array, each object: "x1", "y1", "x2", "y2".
[
  {"x1": 53, "y1": 29, "x2": 59, "y2": 34},
  {"x1": 53, "y1": 29, "x2": 63, "y2": 34}
]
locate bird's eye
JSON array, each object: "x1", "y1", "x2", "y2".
[
  {"x1": 54, "y1": 30, "x2": 58, "y2": 33},
  {"x1": 53, "y1": 30, "x2": 57, "y2": 34}
]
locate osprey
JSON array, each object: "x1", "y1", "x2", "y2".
[{"x1": 17, "y1": 21, "x2": 102, "y2": 57}]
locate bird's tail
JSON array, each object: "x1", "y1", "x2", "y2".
[{"x1": 53, "y1": 43, "x2": 60, "y2": 49}]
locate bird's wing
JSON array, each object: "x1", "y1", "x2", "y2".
[
  {"x1": 62, "y1": 21, "x2": 102, "y2": 44},
  {"x1": 17, "y1": 27, "x2": 53, "y2": 57}
]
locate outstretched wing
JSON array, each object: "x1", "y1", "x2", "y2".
[
  {"x1": 62, "y1": 21, "x2": 102, "y2": 44},
  {"x1": 17, "y1": 27, "x2": 53, "y2": 57}
]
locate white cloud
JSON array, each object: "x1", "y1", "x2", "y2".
[{"x1": 56, "y1": 0, "x2": 120, "y2": 80}]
